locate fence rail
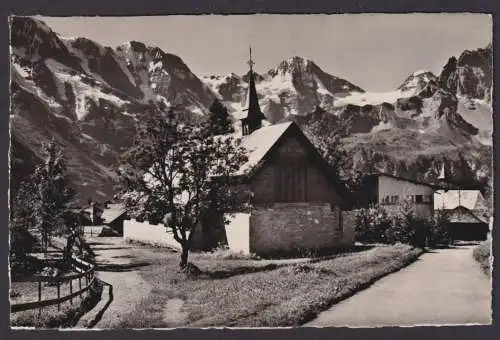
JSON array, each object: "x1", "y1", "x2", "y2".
[{"x1": 11, "y1": 255, "x2": 96, "y2": 313}]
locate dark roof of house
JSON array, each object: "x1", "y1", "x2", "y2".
[
  {"x1": 84, "y1": 203, "x2": 127, "y2": 224},
  {"x1": 364, "y1": 173, "x2": 440, "y2": 189}
]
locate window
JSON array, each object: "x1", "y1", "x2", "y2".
[
  {"x1": 275, "y1": 161, "x2": 307, "y2": 202},
  {"x1": 415, "y1": 195, "x2": 423, "y2": 204},
  {"x1": 382, "y1": 195, "x2": 399, "y2": 205},
  {"x1": 422, "y1": 195, "x2": 433, "y2": 203}
]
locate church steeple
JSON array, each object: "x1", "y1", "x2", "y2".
[{"x1": 241, "y1": 47, "x2": 265, "y2": 136}]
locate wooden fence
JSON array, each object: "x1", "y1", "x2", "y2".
[{"x1": 10, "y1": 255, "x2": 96, "y2": 313}]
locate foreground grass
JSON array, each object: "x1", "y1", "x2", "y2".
[
  {"x1": 11, "y1": 281, "x2": 103, "y2": 328},
  {"x1": 473, "y1": 241, "x2": 491, "y2": 277},
  {"x1": 118, "y1": 243, "x2": 422, "y2": 328}
]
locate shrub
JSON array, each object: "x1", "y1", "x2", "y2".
[
  {"x1": 354, "y1": 205, "x2": 392, "y2": 244},
  {"x1": 10, "y1": 227, "x2": 39, "y2": 261},
  {"x1": 356, "y1": 200, "x2": 435, "y2": 248},
  {"x1": 473, "y1": 241, "x2": 491, "y2": 276},
  {"x1": 428, "y1": 209, "x2": 451, "y2": 247},
  {"x1": 383, "y1": 200, "x2": 432, "y2": 247}
]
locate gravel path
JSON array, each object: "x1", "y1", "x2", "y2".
[
  {"x1": 87, "y1": 237, "x2": 152, "y2": 328},
  {"x1": 305, "y1": 245, "x2": 491, "y2": 327}
]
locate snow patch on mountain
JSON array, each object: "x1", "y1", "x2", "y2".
[
  {"x1": 412, "y1": 69, "x2": 430, "y2": 76},
  {"x1": 334, "y1": 90, "x2": 412, "y2": 108},
  {"x1": 314, "y1": 74, "x2": 333, "y2": 96},
  {"x1": 371, "y1": 121, "x2": 393, "y2": 133},
  {"x1": 45, "y1": 58, "x2": 129, "y2": 120},
  {"x1": 11, "y1": 60, "x2": 63, "y2": 109}
]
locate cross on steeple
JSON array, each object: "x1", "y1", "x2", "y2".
[{"x1": 247, "y1": 47, "x2": 255, "y2": 70}]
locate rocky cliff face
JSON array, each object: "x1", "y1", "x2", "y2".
[
  {"x1": 9, "y1": 17, "x2": 493, "y2": 204},
  {"x1": 439, "y1": 44, "x2": 492, "y2": 102},
  {"x1": 9, "y1": 17, "x2": 217, "y2": 204}
]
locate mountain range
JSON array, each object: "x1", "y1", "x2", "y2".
[{"x1": 9, "y1": 17, "x2": 493, "y2": 205}]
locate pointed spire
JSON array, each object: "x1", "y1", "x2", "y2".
[{"x1": 241, "y1": 46, "x2": 265, "y2": 135}]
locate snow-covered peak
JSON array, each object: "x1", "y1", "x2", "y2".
[
  {"x1": 398, "y1": 70, "x2": 438, "y2": 93},
  {"x1": 412, "y1": 69, "x2": 431, "y2": 76},
  {"x1": 269, "y1": 56, "x2": 315, "y2": 77}
]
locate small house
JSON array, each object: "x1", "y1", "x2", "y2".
[
  {"x1": 84, "y1": 201, "x2": 127, "y2": 236},
  {"x1": 442, "y1": 206, "x2": 489, "y2": 241},
  {"x1": 357, "y1": 173, "x2": 436, "y2": 219},
  {"x1": 434, "y1": 190, "x2": 490, "y2": 241},
  {"x1": 213, "y1": 120, "x2": 354, "y2": 257},
  {"x1": 434, "y1": 189, "x2": 489, "y2": 219}
]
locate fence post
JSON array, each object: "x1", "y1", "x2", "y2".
[
  {"x1": 38, "y1": 279, "x2": 42, "y2": 302},
  {"x1": 57, "y1": 280, "x2": 61, "y2": 311},
  {"x1": 69, "y1": 279, "x2": 73, "y2": 305},
  {"x1": 85, "y1": 273, "x2": 89, "y2": 297},
  {"x1": 79, "y1": 276, "x2": 82, "y2": 299}
]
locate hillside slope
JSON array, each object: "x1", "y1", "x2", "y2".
[{"x1": 9, "y1": 17, "x2": 217, "y2": 204}]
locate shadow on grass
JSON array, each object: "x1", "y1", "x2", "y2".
[
  {"x1": 112, "y1": 255, "x2": 136, "y2": 259},
  {"x1": 96, "y1": 262, "x2": 151, "y2": 272},
  {"x1": 86, "y1": 242, "x2": 117, "y2": 246},
  {"x1": 257, "y1": 245, "x2": 374, "y2": 260},
  {"x1": 92, "y1": 247, "x2": 132, "y2": 251},
  {"x1": 185, "y1": 246, "x2": 378, "y2": 280},
  {"x1": 204, "y1": 264, "x2": 280, "y2": 279},
  {"x1": 87, "y1": 282, "x2": 114, "y2": 328}
]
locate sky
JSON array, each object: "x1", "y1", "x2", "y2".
[{"x1": 40, "y1": 14, "x2": 492, "y2": 92}]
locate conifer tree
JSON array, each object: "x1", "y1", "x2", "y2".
[
  {"x1": 10, "y1": 179, "x2": 38, "y2": 260},
  {"x1": 208, "y1": 98, "x2": 234, "y2": 135},
  {"x1": 33, "y1": 140, "x2": 75, "y2": 254}
]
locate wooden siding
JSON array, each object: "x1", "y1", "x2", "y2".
[{"x1": 250, "y1": 136, "x2": 342, "y2": 206}]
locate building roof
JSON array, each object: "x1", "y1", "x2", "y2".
[
  {"x1": 447, "y1": 206, "x2": 487, "y2": 224},
  {"x1": 235, "y1": 121, "x2": 293, "y2": 176},
  {"x1": 84, "y1": 203, "x2": 126, "y2": 224},
  {"x1": 233, "y1": 121, "x2": 351, "y2": 206},
  {"x1": 433, "y1": 190, "x2": 485, "y2": 211},
  {"x1": 364, "y1": 173, "x2": 438, "y2": 189},
  {"x1": 102, "y1": 203, "x2": 127, "y2": 223}
]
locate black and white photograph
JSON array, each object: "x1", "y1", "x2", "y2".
[{"x1": 9, "y1": 13, "x2": 493, "y2": 329}]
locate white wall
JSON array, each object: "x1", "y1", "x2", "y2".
[
  {"x1": 378, "y1": 175, "x2": 434, "y2": 199},
  {"x1": 224, "y1": 213, "x2": 250, "y2": 254},
  {"x1": 378, "y1": 175, "x2": 434, "y2": 219},
  {"x1": 123, "y1": 219, "x2": 185, "y2": 250}
]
